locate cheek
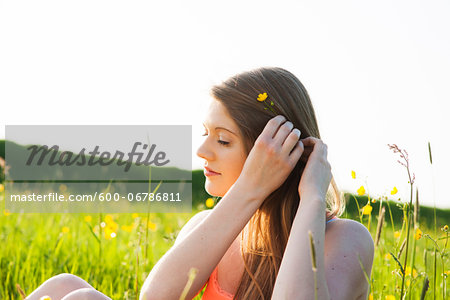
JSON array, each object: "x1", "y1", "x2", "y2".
[{"x1": 228, "y1": 154, "x2": 246, "y2": 179}]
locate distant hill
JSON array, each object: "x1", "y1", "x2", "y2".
[{"x1": 1, "y1": 139, "x2": 449, "y2": 226}]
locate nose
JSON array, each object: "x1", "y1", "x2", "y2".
[{"x1": 196, "y1": 138, "x2": 214, "y2": 161}]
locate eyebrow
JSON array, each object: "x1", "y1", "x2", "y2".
[{"x1": 202, "y1": 123, "x2": 237, "y2": 136}]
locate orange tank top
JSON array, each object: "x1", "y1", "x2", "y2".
[
  {"x1": 200, "y1": 265, "x2": 234, "y2": 299},
  {"x1": 197, "y1": 216, "x2": 338, "y2": 299}
]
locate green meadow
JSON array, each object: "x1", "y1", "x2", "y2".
[
  {"x1": 1, "y1": 187, "x2": 449, "y2": 300},
  {"x1": 1, "y1": 144, "x2": 449, "y2": 300}
]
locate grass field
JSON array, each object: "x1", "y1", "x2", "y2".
[
  {"x1": 0, "y1": 144, "x2": 449, "y2": 299},
  {"x1": 0, "y1": 190, "x2": 449, "y2": 300}
]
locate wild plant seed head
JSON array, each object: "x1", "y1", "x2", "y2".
[{"x1": 308, "y1": 230, "x2": 317, "y2": 271}]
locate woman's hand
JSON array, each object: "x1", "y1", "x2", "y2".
[
  {"x1": 297, "y1": 137, "x2": 332, "y2": 202},
  {"x1": 237, "y1": 115, "x2": 304, "y2": 201}
]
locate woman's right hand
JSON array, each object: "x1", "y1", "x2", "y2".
[{"x1": 236, "y1": 115, "x2": 304, "y2": 201}]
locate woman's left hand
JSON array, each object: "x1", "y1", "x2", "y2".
[{"x1": 297, "y1": 137, "x2": 332, "y2": 202}]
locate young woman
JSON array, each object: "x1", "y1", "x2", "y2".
[
  {"x1": 140, "y1": 67, "x2": 374, "y2": 300},
  {"x1": 26, "y1": 67, "x2": 374, "y2": 300}
]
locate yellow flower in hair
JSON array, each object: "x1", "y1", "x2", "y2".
[{"x1": 257, "y1": 92, "x2": 268, "y2": 102}]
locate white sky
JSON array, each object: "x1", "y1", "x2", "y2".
[{"x1": 1, "y1": 0, "x2": 449, "y2": 208}]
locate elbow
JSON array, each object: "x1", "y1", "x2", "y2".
[
  {"x1": 139, "y1": 287, "x2": 164, "y2": 300},
  {"x1": 139, "y1": 282, "x2": 183, "y2": 300},
  {"x1": 139, "y1": 283, "x2": 152, "y2": 300},
  {"x1": 139, "y1": 281, "x2": 164, "y2": 300}
]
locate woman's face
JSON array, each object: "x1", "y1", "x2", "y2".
[{"x1": 196, "y1": 100, "x2": 247, "y2": 197}]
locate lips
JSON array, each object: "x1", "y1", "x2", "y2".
[{"x1": 204, "y1": 166, "x2": 221, "y2": 176}]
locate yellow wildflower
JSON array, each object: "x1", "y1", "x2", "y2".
[
  {"x1": 257, "y1": 92, "x2": 268, "y2": 102},
  {"x1": 59, "y1": 184, "x2": 67, "y2": 193},
  {"x1": 414, "y1": 228, "x2": 423, "y2": 240},
  {"x1": 368, "y1": 293, "x2": 373, "y2": 300},
  {"x1": 3, "y1": 209, "x2": 11, "y2": 216},
  {"x1": 441, "y1": 225, "x2": 448, "y2": 232},
  {"x1": 351, "y1": 170, "x2": 356, "y2": 179},
  {"x1": 405, "y1": 266, "x2": 418, "y2": 278},
  {"x1": 148, "y1": 221, "x2": 157, "y2": 232},
  {"x1": 0, "y1": 183, "x2": 4, "y2": 192},
  {"x1": 104, "y1": 226, "x2": 117, "y2": 240},
  {"x1": 121, "y1": 225, "x2": 133, "y2": 233},
  {"x1": 406, "y1": 279, "x2": 410, "y2": 287},
  {"x1": 103, "y1": 217, "x2": 118, "y2": 240},
  {"x1": 371, "y1": 198, "x2": 376, "y2": 203},
  {"x1": 105, "y1": 214, "x2": 114, "y2": 224},
  {"x1": 357, "y1": 186, "x2": 365, "y2": 196},
  {"x1": 205, "y1": 198, "x2": 215, "y2": 208},
  {"x1": 84, "y1": 215, "x2": 92, "y2": 223},
  {"x1": 394, "y1": 231, "x2": 401, "y2": 239},
  {"x1": 132, "y1": 213, "x2": 139, "y2": 219},
  {"x1": 384, "y1": 253, "x2": 391, "y2": 261},
  {"x1": 104, "y1": 230, "x2": 116, "y2": 239},
  {"x1": 385, "y1": 295, "x2": 395, "y2": 300},
  {"x1": 62, "y1": 227, "x2": 70, "y2": 234},
  {"x1": 391, "y1": 186, "x2": 398, "y2": 195},
  {"x1": 362, "y1": 203, "x2": 372, "y2": 215}
]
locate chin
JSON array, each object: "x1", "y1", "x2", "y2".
[{"x1": 204, "y1": 181, "x2": 226, "y2": 197}]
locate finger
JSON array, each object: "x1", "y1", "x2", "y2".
[
  {"x1": 300, "y1": 136, "x2": 321, "y2": 146},
  {"x1": 299, "y1": 146, "x2": 313, "y2": 163},
  {"x1": 259, "y1": 115, "x2": 287, "y2": 141},
  {"x1": 288, "y1": 140, "x2": 304, "y2": 166},
  {"x1": 301, "y1": 137, "x2": 327, "y2": 159},
  {"x1": 274, "y1": 121, "x2": 294, "y2": 145},
  {"x1": 300, "y1": 137, "x2": 322, "y2": 153},
  {"x1": 281, "y1": 128, "x2": 301, "y2": 156}
]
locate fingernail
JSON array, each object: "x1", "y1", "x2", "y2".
[{"x1": 293, "y1": 128, "x2": 300, "y2": 136}]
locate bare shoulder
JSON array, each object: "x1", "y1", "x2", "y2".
[
  {"x1": 324, "y1": 218, "x2": 375, "y2": 299},
  {"x1": 326, "y1": 218, "x2": 373, "y2": 245},
  {"x1": 173, "y1": 210, "x2": 212, "y2": 246}
]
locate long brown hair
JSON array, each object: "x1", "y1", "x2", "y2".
[{"x1": 210, "y1": 67, "x2": 345, "y2": 299}]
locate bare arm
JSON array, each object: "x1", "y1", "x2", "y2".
[
  {"x1": 139, "y1": 180, "x2": 264, "y2": 300},
  {"x1": 272, "y1": 198, "x2": 330, "y2": 300},
  {"x1": 140, "y1": 115, "x2": 303, "y2": 300},
  {"x1": 272, "y1": 137, "x2": 374, "y2": 299}
]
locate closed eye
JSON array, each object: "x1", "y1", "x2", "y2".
[{"x1": 202, "y1": 133, "x2": 230, "y2": 146}]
